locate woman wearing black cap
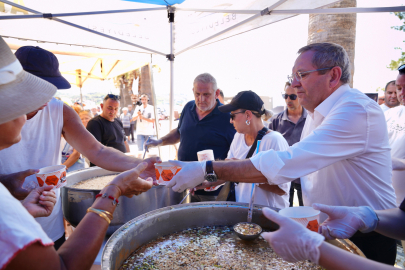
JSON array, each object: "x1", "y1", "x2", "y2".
[{"x1": 201, "y1": 90, "x2": 291, "y2": 208}]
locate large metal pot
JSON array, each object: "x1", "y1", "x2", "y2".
[
  {"x1": 61, "y1": 167, "x2": 187, "y2": 235},
  {"x1": 101, "y1": 202, "x2": 365, "y2": 270}
]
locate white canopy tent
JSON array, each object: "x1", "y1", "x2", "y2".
[{"x1": 1, "y1": 0, "x2": 404, "y2": 131}]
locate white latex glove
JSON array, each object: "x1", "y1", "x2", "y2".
[
  {"x1": 313, "y1": 203, "x2": 378, "y2": 240},
  {"x1": 261, "y1": 208, "x2": 325, "y2": 264},
  {"x1": 144, "y1": 138, "x2": 162, "y2": 149},
  {"x1": 166, "y1": 160, "x2": 206, "y2": 192}
]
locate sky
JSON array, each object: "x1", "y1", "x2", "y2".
[{"x1": 53, "y1": 0, "x2": 404, "y2": 108}]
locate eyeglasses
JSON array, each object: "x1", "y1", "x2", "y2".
[
  {"x1": 282, "y1": 94, "x2": 297, "y2": 100},
  {"x1": 230, "y1": 110, "x2": 246, "y2": 121},
  {"x1": 398, "y1": 64, "x2": 405, "y2": 72},
  {"x1": 287, "y1": 67, "x2": 335, "y2": 84},
  {"x1": 104, "y1": 94, "x2": 120, "y2": 101}
]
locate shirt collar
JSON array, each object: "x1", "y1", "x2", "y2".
[
  {"x1": 282, "y1": 107, "x2": 307, "y2": 122},
  {"x1": 314, "y1": 84, "x2": 350, "y2": 118}
]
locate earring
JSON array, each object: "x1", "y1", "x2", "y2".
[{"x1": 246, "y1": 119, "x2": 250, "y2": 126}]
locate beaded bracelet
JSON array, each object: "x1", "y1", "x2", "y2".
[
  {"x1": 87, "y1": 208, "x2": 111, "y2": 224},
  {"x1": 95, "y1": 193, "x2": 119, "y2": 206}
]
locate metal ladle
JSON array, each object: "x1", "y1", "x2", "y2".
[{"x1": 234, "y1": 140, "x2": 263, "y2": 241}]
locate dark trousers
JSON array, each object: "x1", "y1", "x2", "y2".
[
  {"x1": 350, "y1": 232, "x2": 397, "y2": 265},
  {"x1": 289, "y1": 182, "x2": 303, "y2": 207},
  {"x1": 54, "y1": 233, "x2": 66, "y2": 250},
  {"x1": 129, "y1": 123, "x2": 135, "y2": 142}
]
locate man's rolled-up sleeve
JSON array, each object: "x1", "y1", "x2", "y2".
[{"x1": 250, "y1": 101, "x2": 369, "y2": 185}]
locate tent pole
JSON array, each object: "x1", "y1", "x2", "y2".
[{"x1": 168, "y1": 6, "x2": 175, "y2": 160}]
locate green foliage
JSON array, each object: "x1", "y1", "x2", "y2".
[{"x1": 389, "y1": 12, "x2": 405, "y2": 70}]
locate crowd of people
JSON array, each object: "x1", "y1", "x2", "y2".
[{"x1": 0, "y1": 34, "x2": 405, "y2": 270}]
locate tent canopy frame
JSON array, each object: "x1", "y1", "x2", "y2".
[{"x1": 1, "y1": 0, "x2": 405, "y2": 131}]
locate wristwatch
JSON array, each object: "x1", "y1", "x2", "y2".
[{"x1": 204, "y1": 160, "x2": 217, "y2": 182}]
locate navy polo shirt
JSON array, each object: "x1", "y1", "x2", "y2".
[{"x1": 177, "y1": 100, "x2": 236, "y2": 162}]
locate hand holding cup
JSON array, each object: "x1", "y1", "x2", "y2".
[{"x1": 110, "y1": 162, "x2": 154, "y2": 198}]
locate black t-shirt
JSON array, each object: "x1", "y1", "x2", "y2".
[{"x1": 86, "y1": 115, "x2": 126, "y2": 166}]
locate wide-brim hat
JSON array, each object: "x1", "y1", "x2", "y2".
[
  {"x1": 0, "y1": 37, "x2": 56, "y2": 125},
  {"x1": 219, "y1": 90, "x2": 265, "y2": 114}
]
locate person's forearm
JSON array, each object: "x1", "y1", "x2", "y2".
[
  {"x1": 62, "y1": 150, "x2": 80, "y2": 169},
  {"x1": 143, "y1": 117, "x2": 155, "y2": 123},
  {"x1": 161, "y1": 129, "x2": 181, "y2": 146},
  {"x1": 318, "y1": 242, "x2": 395, "y2": 270},
  {"x1": 89, "y1": 146, "x2": 142, "y2": 171},
  {"x1": 214, "y1": 159, "x2": 267, "y2": 183},
  {"x1": 375, "y1": 208, "x2": 405, "y2": 240},
  {"x1": 0, "y1": 173, "x2": 29, "y2": 200},
  {"x1": 58, "y1": 185, "x2": 119, "y2": 270}
]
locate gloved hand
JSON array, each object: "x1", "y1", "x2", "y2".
[
  {"x1": 313, "y1": 203, "x2": 378, "y2": 240},
  {"x1": 144, "y1": 138, "x2": 162, "y2": 150},
  {"x1": 261, "y1": 208, "x2": 324, "y2": 264},
  {"x1": 166, "y1": 160, "x2": 206, "y2": 192}
]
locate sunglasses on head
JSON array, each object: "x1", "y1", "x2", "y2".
[
  {"x1": 105, "y1": 94, "x2": 120, "y2": 101},
  {"x1": 398, "y1": 64, "x2": 405, "y2": 72},
  {"x1": 230, "y1": 110, "x2": 246, "y2": 120},
  {"x1": 282, "y1": 94, "x2": 297, "y2": 100}
]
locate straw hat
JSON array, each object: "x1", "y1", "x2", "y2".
[{"x1": 0, "y1": 36, "x2": 56, "y2": 124}]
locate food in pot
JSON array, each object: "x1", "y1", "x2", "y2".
[
  {"x1": 119, "y1": 226, "x2": 323, "y2": 269},
  {"x1": 71, "y1": 175, "x2": 118, "y2": 190},
  {"x1": 234, "y1": 223, "x2": 261, "y2": 236}
]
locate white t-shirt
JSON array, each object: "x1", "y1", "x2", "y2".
[
  {"x1": 227, "y1": 131, "x2": 290, "y2": 209},
  {"x1": 250, "y1": 85, "x2": 396, "y2": 221},
  {"x1": 380, "y1": 103, "x2": 390, "y2": 112},
  {"x1": 134, "y1": 104, "x2": 156, "y2": 136},
  {"x1": 0, "y1": 184, "x2": 53, "y2": 269},
  {"x1": 385, "y1": 105, "x2": 405, "y2": 206},
  {"x1": 0, "y1": 98, "x2": 65, "y2": 241}
]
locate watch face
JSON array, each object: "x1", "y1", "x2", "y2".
[{"x1": 206, "y1": 174, "x2": 217, "y2": 182}]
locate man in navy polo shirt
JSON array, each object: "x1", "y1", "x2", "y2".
[{"x1": 145, "y1": 73, "x2": 235, "y2": 201}]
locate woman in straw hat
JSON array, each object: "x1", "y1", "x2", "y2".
[{"x1": 0, "y1": 37, "x2": 153, "y2": 270}]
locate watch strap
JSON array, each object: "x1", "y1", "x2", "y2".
[{"x1": 206, "y1": 160, "x2": 214, "y2": 174}]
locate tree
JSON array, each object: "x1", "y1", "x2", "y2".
[
  {"x1": 307, "y1": 0, "x2": 357, "y2": 88},
  {"x1": 388, "y1": 12, "x2": 405, "y2": 70}
]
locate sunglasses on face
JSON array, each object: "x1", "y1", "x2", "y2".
[
  {"x1": 282, "y1": 94, "x2": 298, "y2": 100},
  {"x1": 230, "y1": 110, "x2": 246, "y2": 121}
]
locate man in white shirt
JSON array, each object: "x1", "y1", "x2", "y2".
[
  {"x1": 132, "y1": 94, "x2": 156, "y2": 153},
  {"x1": 168, "y1": 42, "x2": 397, "y2": 265},
  {"x1": 380, "y1": 80, "x2": 399, "y2": 112}
]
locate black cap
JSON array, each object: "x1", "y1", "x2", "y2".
[
  {"x1": 15, "y1": 46, "x2": 71, "y2": 89},
  {"x1": 219, "y1": 90, "x2": 265, "y2": 114}
]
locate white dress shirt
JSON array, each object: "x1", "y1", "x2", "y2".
[
  {"x1": 250, "y1": 84, "x2": 396, "y2": 220},
  {"x1": 385, "y1": 105, "x2": 405, "y2": 206}
]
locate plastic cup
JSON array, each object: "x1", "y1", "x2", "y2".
[
  {"x1": 197, "y1": 150, "x2": 214, "y2": 162},
  {"x1": 278, "y1": 206, "x2": 320, "y2": 232},
  {"x1": 154, "y1": 162, "x2": 182, "y2": 185},
  {"x1": 35, "y1": 165, "x2": 67, "y2": 189}
]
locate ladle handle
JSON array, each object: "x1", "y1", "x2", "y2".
[
  {"x1": 247, "y1": 140, "x2": 261, "y2": 223},
  {"x1": 247, "y1": 185, "x2": 256, "y2": 223}
]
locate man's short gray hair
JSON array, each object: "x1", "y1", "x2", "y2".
[
  {"x1": 193, "y1": 73, "x2": 217, "y2": 92},
  {"x1": 298, "y1": 42, "x2": 351, "y2": 85}
]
